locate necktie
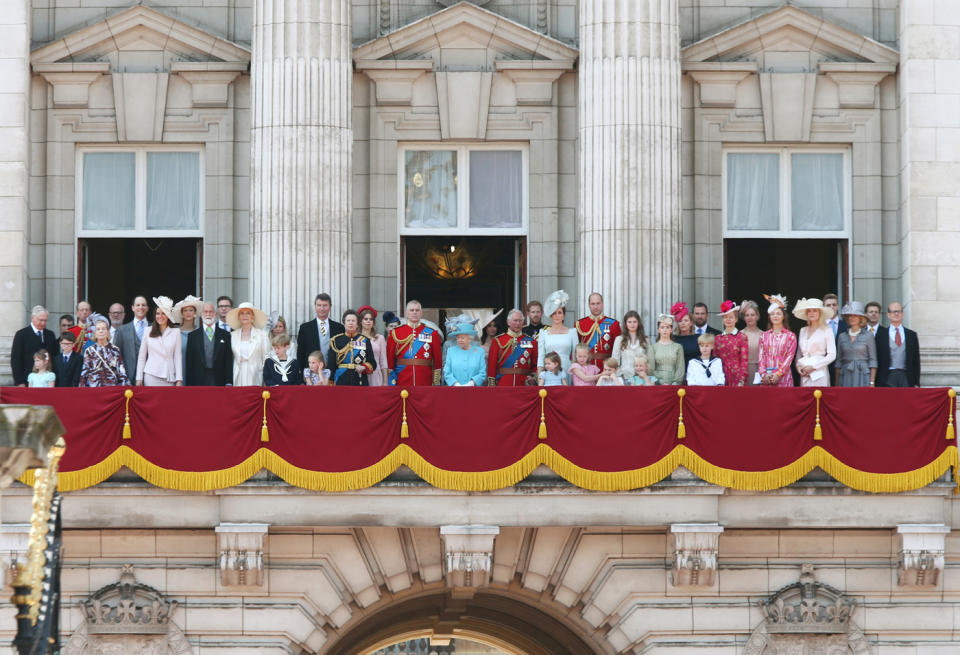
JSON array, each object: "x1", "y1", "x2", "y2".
[
  {"x1": 136, "y1": 320, "x2": 144, "y2": 341},
  {"x1": 36, "y1": 330, "x2": 41, "y2": 339},
  {"x1": 895, "y1": 328, "x2": 902, "y2": 347},
  {"x1": 206, "y1": 326, "x2": 214, "y2": 341},
  {"x1": 320, "y1": 321, "x2": 327, "y2": 337},
  {"x1": 63, "y1": 354, "x2": 68, "y2": 366}
]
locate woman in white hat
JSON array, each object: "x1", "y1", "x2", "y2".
[
  {"x1": 227, "y1": 302, "x2": 270, "y2": 386},
  {"x1": 835, "y1": 301, "x2": 877, "y2": 387},
  {"x1": 174, "y1": 295, "x2": 203, "y2": 376},
  {"x1": 135, "y1": 296, "x2": 183, "y2": 386},
  {"x1": 793, "y1": 297, "x2": 836, "y2": 387},
  {"x1": 536, "y1": 291, "x2": 579, "y2": 383}
]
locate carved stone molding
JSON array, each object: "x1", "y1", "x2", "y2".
[
  {"x1": 495, "y1": 61, "x2": 574, "y2": 105},
  {"x1": 684, "y1": 63, "x2": 757, "y2": 108},
  {"x1": 356, "y1": 60, "x2": 432, "y2": 106},
  {"x1": 745, "y1": 565, "x2": 871, "y2": 655},
  {"x1": 820, "y1": 63, "x2": 896, "y2": 109},
  {"x1": 33, "y1": 63, "x2": 110, "y2": 109},
  {"x1": 440, "y1": 525, "x2": 499, "y2": 589},
  {"x1": 759, "y1": 72, "x2": 817, "y2": 142},
  {"x1": 216, "y1": 522, "x2": 268, "y2": 587},
  {"x1": 896, "y1": 524, "x2": 948, "y2": 588},
  {"x1": 670, "y1": 523, "x2": 723, "y2": 587},
  {"x1": 171, "y1": 62, "x2": 246, "y2": 108}
]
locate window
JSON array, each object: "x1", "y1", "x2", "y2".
[
  {"x1": 399, "y1": 144, "x2": 527, "y2": 235},
  {"x1": 77, "y1": 147, "x2": 203, "y2": 236},
  {"x1": 723, "y1": 148, "x2": 850, "y2": 238}
]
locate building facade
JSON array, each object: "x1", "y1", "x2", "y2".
[{"x1": 0, "y1": 1, "x2": 959, "y2": 654}]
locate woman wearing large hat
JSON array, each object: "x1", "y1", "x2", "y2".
[
  {"x1": 794, "y1": 297, "x2": 836, "y2": 387},
  {"x1": 835, "y1": 301, "x2": 877, "y2": 387},
  {"x1": 442, "y1": 320, "x2": 486, "y2": 386},
  {"x1": 536, "y1": 291, "x2": 578, "y2": 383},
  {"x1": 173, "y1": 295, "x2": 203, "y2": 376},
  {"x1": 135, "y1": 296, "x2": 183, "y2": 386},
  {"x1": 757, "y1": 294, "x2": 797, "y2": 387},
  {"x1": 227, "y1": 302, "x2": 270, "y2": 386}
]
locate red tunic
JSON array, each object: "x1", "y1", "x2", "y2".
[
  {"x1": 386, "y1": 323, "x2": 442, "y2": 387},
  {"x1": 486, "y1": 331, "x2": 538, "y2": 386},
  {"x1": 67, "y1": 324, "x2": 87, "y2": 353},
  {"x1": 714, "y1": 330, "x2": 749, "y2": 386},
  {"x1": 575, "y1": 315, "x2": 621, "y2": 367}
]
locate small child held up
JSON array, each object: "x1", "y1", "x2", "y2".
[
  {"x1": 686, "y1": 333, "x2": 725, "y2": 386},
  {"x1": 28, "y1": 349, "x2": 56, "y2": 388},
  {"x1": 596, "y1": 357, "x2": 625, "y2": 386},
  {"x1": 263, "y1": 334, "x2": 303, "y2": 386},
  {"x1": 629, "y1": 355, "x2": 657, "y2": 386},
  {"x1": 538, "y1": 351, "x2": 566, "y2": 386},
  {"x1": 569, "y1": 343, "x2": 601, "y2": 386},
  {"x1": 304, "y1": 350, "x2": 331, "y2": 386}
]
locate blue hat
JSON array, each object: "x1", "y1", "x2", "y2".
[
  {"x1": 448, "y1": 323, "x2": 477, "y2": 339},
  {"x1": 383, "y1": 311, "x2": 400, "y2": 326}
]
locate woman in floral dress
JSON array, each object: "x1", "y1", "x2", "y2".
[
  {"x1": 79, "y1": 318, "x2": 130, "y2": 387},
  {"x1": 714, "y1": 300, "x2": 748, "y2": 386},
  {"x1": 757, "y1": 294, "x2": 797, "y2": 387}
]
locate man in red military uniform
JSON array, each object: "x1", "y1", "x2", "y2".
[
  {"x1": 386, "y1": 300, "x2": 442, "y2": 386},
  {"x1": 576, "y1": 292, "x2": 621, "y2": 368},
  {"x1": 487, "y1": 309, "x2": 538, "y2": 386}
]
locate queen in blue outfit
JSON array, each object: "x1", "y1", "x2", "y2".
[{"x1": 442, "y1": 321, "x2": 486, "y2": 387}]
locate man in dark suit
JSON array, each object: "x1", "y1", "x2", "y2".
[
  {"x1": 113, "y1": 295, "x2": 150, "y2": 383},
  {"x1": 52, "y1": 332, "x2": 82, "y2": 387},
  {"x1": 10, "y1": 305, "x2": 58, "y2": 386},
  {"x1": 185, "y1": 302, "x2": 234, "y2": 385},
  {"x1": 875, "y1": 301, "x2": 921, "y2": 387},
  {"x1": 297, "y1": 293, "x2": 344, "y2": 364},
  {"x1": 692, "y1": 303, "x2": 721, "y2": 336}
]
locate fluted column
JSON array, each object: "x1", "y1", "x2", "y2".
[
  {"x1": 250, "y1": 0, "x2": 352, "y2": 327},
  {"x1": 578, "y1": 0, "x2": 682, "y2": 327}
]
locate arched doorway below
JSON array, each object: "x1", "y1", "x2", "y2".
[{"x1": 323, "y1": 590, "x2": 608, "y2": 655}]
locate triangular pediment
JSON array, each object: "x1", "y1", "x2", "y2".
[
  {"x1": 31, "y1": 5, "x2": 249, "y2": 66},
  {"x1": 353, "y1": 1, "x2": 577, "y2": 67},
  {"x1": 683, "y1": 4, "x2": 898, "y2": 68}
]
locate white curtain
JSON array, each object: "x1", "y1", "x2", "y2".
[
  {"x1": 469, "y1": 150, "x2": 522, "y2": 228},
  {"x1": 726, "y1": 153, "x2": 779, "y2": 231},
  {"x1": 82, "y1": 152, "x2": 135, "y2": 230},
  {"x1": 146, "y1": 152, "x2": 200, "y2": 230},
  {"x1": 791, "y1": 153, "x2": 844, "y2": 231},
  {"x1": 404, "y1": 150, "x2": 458, "y2": 228}
]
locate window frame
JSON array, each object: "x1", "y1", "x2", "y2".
[
  {"x1": 721, "y1": 146, "x2": 852, "y2": 239},
  {"x1": 75, "y1": 144, "x2": 205, "y2": 238},
  {"x1": 397, "y1": 143, "x2": 529, "y2": 236}
]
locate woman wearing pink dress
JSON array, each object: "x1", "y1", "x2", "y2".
[
  {"x1": 359, "y1": 306, "x2": 388, "y2": 387},
  {"x1": 714, "y1": 300, "x2": 748, "y2": 386},
  {"x1": 757, "y1": 294, "x2": 797, "y2": 387},
  {"x1": 793, "y1": 297, "x2": 837, "y2": 387}
]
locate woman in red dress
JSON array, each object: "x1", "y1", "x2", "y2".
[
  {"x1": 714, "y1": 300, "x2": 748, "y2": 386},
  {"x1": 757, "y1": 294, "x2": 797, "y2": 387}
]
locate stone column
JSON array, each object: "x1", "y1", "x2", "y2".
[
  {"x1": 0, "y1": 0, "x2": 30, "y2": 382},
  {"x1": 898, "y1": 3, "x2": 960, "y2": 385},
  {"x1": 578, "y1": 0, "x2": 682, "y2": 327},
  {"x1": 250, "y1": 0, "x2": 352, "y2": 327}
]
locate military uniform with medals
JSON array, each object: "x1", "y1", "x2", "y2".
[
  {"x1": 387, "y1": 322, "x2": 443, "y2": 386},
  {"x1": 575, "y1": 314, "x2": 621, "y2": 368},
  {"x1": 328, "y1": 332, "x2": 376, "y2": 386},
  {"x1": 486, "y1": 330, "x2": 538, "y2": 386}
]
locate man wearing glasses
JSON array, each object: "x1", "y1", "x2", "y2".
[
  {"x1": 216, "y1": 296, "x2": 234, "y2": 332},
  {"x1": 875, "y1": 302, "x2": 921, "y2": 387},
  {"x1": 108, "y1": 303, "x2": 125, "y2": 342}
]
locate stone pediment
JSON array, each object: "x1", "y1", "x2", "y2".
[
  {"x1": 30, "y1": 4, "x2": 249, "y2": 67},
  {"x1": 353, "y1": 1, "x2": 577, "y2": 68},
  {"x1": 682, "y1": 4, "x2": 899, "y2": 69}
]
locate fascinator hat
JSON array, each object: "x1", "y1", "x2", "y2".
[
  {"x1": 152, "y1": 296, "x2": 177, "y2": 320},
  {"x1": 670, "y1": 301, "x2": 690, "y2": 322},
  {"x1": 474, "y1": 308, "x2": 504, "y2": 339},
  {"x1": 718, "y1": 300, "x2": 739, "y2": 317},
  {"x1": 763, "y1": 293, "x2": 788, "y2": 315},
  {"x1": 543, "y1": 290, "x2": 569, "y2": 318},
  {"x1": 656, "y1": 313, "x2": 675, "y2": 326},
  {"x1": 792, "y1": 297, "x2": 835, "y2": 321},
  {"x1": 840, "y1": 301, "x2": 867, "y2": 319},
  {"x1": 445, "y1": 314, "x2": 478, "y2": 339}
]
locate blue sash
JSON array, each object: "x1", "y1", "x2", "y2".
[
  {"x1": 389, "y1": 326, "x2": 433, "y2": 385},
  {"x1": 496, "y1": 335, "x2": 532, "y2": 381},
  {"x1": 587, "y1": 318, "x2": 614, "y2": 351}
]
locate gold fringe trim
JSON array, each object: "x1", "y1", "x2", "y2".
[{"x1": 19, "y1": 444, "x2": 959, "y2": 495}]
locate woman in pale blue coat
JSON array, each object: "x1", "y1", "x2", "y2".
[{"x1": 443, "y1": 322, "x2": 486, "y2": 386}]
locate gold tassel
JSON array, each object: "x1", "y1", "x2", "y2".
[
  {"x1": 400, "y1": 390, "x2": 409, "y2": 439},
  {"x1": 813, "y1": 389, "x2": 823, "y2": 441},
  {"x1": 260, "y1": 390, "x2": 270, "y2": 442},
  {"x1": 676, "y1": 388, "x2": 686, "y2": 439},
  {"x1": 122, "y1": 388, "x2": 133, "y2": 440},
  {"x1": 947, "y1": 389, "x2": 956, "y2": 440},
  {"x1": 538, "y1": 389, "x2": 548, "y2": 440}
]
